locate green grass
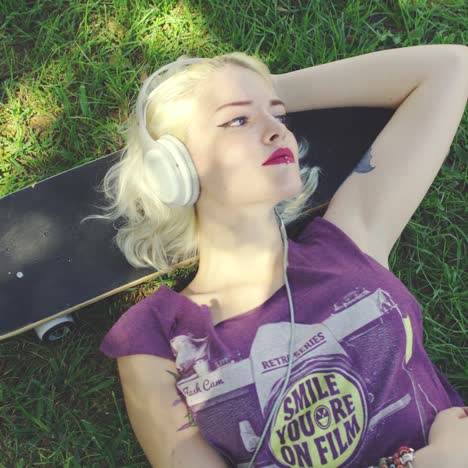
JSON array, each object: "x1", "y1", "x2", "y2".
[{"x1": 1, "y1": 0, "x2": 467, "y2": 465}]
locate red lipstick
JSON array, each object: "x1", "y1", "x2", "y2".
[{"x1": 262, "y1": 148, "x2": 295, "y2": 166}]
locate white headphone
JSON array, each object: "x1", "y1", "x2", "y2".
[
  {"x1": 135, "y1": 58, "x2": 296, "y2": 468},
  {"x1": 136, "y1": 57, "x2": 204, "y2": 207}
]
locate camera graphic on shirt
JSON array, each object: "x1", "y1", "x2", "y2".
[{"x1": 172, "y1": 286, "x2": 433, "y2": 468}]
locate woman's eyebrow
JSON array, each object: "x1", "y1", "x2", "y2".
[{"x1": 215, "y1": 99, "x2": 285, "y2": 113}]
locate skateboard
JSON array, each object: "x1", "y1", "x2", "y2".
[{"x1": 0, "y1": 107, "x2": 394, "y2": 342}]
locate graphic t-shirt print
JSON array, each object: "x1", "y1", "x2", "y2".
[{"x1": 172, "y1": 286, "x2": 440, "y2": 468}]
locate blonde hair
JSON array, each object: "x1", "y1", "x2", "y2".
[{"x1": 82, "y1": 51, "x2": 322, "y2": 275}]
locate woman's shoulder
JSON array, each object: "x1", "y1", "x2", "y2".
[
  {"x1": 321, "y1": 211, "x2": 389, "y2": 270},
  {"x1": 296, "y1": 213, "x2": 389, "y2": 271},
  {"x1": 99, "y1": 288, "x2": 176, "y2": 360}
]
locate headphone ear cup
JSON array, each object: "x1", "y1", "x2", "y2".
[{"x1": 143, "y1": 135, "x2": 200, "y2": 207}]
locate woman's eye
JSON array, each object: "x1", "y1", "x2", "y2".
[
  {"x1": 225, "y1": 114, "x2": 288, "y2": 128},
  {"x1": 228, "y1": 116, "x2": 248, "y2": 127},
  {"x1": 277, "y1": 114, "x2": 288, "y2": 125}
]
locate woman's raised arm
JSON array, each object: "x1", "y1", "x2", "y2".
[{"x1": 271, "y1": 44, "x2": 466, "y2": 111}]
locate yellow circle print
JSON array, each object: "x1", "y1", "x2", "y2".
[{"x1": 270, "y1": 369, "x2": 366, "y2": 467}]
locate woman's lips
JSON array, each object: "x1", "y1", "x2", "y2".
[{"x1": 262, "y1": 147, "x2": 295, "y2": 166}]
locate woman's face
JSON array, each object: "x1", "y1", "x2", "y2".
[{"x1": 185, "y1": 64, "x2": 302, "y2": 208}]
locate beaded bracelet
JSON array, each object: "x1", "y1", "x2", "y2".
[{"x1": 367, "y1": 446, "x2": 415, "y2": 468}]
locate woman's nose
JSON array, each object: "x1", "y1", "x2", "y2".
[{"x1": 263, "y1": 115, "x2": 287, "y2": 143}]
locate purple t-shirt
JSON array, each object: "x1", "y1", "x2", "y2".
[{"x1": 100, "y1": 216, "x2": 464, "y2": 468}]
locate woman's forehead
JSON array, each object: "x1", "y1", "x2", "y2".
[{"x1": 199, "y1": 65, "x2": 275, "y2": 114}]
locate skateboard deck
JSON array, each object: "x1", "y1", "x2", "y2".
[{"x1": 0, "y1": 107, "x2": 394, "y2": 342}]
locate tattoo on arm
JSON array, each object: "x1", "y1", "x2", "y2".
[
  {"x1": 336, "y1": 147, "x2": 376, "y2": 192},
  {"x1": 354, "y1": 146, "x2": 375, "y2": 174},
  {"x1": 166, "y1": 369, "x2": 197, "y2": 431}
]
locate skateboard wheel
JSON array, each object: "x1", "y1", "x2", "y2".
[{"x1": 34, "y1": 315, "x2": 76, "y2": 342}]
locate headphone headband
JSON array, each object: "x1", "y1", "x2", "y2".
[{"x1": 135, "y1": 57, "x2": 205, "y2": 149}]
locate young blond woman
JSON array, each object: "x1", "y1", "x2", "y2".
[{"x1": 92, "y1": 45, "x2": 468, "y2": 467}]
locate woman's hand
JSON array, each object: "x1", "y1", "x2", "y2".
[{"x1": 424, "y1": 406, "x2": 468, "y2": 467}]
